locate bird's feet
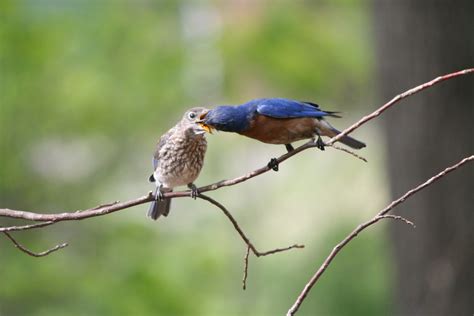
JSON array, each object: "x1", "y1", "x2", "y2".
[
  {"x1": 154, "y1": 187, "x2": 165, "y2": 201},
  {"x1": 285, "y1": 144, "x2": 295, "y2": 152},
  {"x1": 267, "y1": 158, "x2": 279, "y2": 171},
  {"x1": 315, "y1": 136, "x2": 325, "y2": 151},
  {"x1": 187, "y1": 183, "x2": 199, "y2": 199}
]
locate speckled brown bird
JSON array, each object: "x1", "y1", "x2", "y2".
[{"x1": 148, "y1": 107, "x2": 209, "y2": 220}]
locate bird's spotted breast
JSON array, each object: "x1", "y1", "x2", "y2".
[{"x1": 156, "y1": 134, "x2": 207, "y2": 188}]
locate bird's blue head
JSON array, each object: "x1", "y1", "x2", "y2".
[{"x1": 199, "y1": 105, "x2": 252, "y2": 133}]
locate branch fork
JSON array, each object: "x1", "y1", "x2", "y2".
[{"x1": 0, "y1": 68, "x2": 472, "y2": 315}]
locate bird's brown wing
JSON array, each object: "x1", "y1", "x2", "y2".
[{"x1": 153, "y1": 127, "x2": 175, "y2": 171}]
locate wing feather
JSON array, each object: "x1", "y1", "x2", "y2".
[{"x1": 255, "y1": 98, "x2": 333, "y2": 119}]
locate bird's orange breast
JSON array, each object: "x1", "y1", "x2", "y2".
[{"x1": 239, "y1": 115, "x2": 316, "y2": 144}]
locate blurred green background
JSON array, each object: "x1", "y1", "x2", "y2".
[{"x1": 0, "y1": 1, "x2": 392, "y2": 315}]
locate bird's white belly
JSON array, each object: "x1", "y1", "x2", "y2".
[{"x1": 156, "y1": 166, "x2": 198, "y2": 188}]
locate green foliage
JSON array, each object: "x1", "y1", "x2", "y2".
[{"x1": 0, "y1": 1, "x2": 390, "y2": 315}]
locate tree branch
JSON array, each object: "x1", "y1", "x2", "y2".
[
  {"x1": 286, "y1": 155, "x2": 473, "y2": 315},
  {"x1": 3, "y1": 232, "x2": 68, "y2": 257},
  {"x1": 243, "y1": 246, "x2": 251, "y2": 290},
  {"x1": 327, "y1": 143, "x2": 368, "y2": 162},
  {"x1": 0, "y1": 194, "x2": 154, "y2": 223},
  {"x1": 0, "y1": 221, "x2": 56, "y2": 232},
  {"x1": 199, "y1": 194, "x2": 304, "y2": 258},
  {"x1": 198, "y1": 194, "x2": 304, "y2": 289},
  {"x1": 325, "y1": 68, "x2": 474, "y2": 145},
  {"x1": 377, "y1": 214, "x2": 416, "y2": 228},
  {"x1": 2, "y1": 69, "x2": 471, "y2": 227},
  {"x1": 0, "y1": 69, "x2": 472, "y2": 303}
]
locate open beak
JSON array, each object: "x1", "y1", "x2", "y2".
[
  {"x1": 198, "y1": 123, "x2": 213, "y2": 134},
  {"x1": 196, "y1": 111, "x2": 214, "y2": 134}
]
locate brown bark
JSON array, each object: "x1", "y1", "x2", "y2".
[{"x1": 374, "y1": 1, "x2": 474, "y2": 315}]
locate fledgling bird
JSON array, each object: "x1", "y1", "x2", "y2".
[
  {"x1": 148, "y1": 107, "x2": 208, "y2": 220},
  {"x1": 199, "y1": 98, "x2": 365, "y2": 151}
]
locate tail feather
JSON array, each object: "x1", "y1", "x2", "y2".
[
  {"x1": 337, "y1": 134, "x2": 366, "y2": 149},
  {"x1": 318, "y1": 120, "x2": 366, "y2": 149},
  {"x1": 147, "y1": 187, "x2": 172, "y2": 220}
]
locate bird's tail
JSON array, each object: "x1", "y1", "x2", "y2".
[
  {"x1": 317, "y1": 120, "x2": 366, "y2": 149},
  {"x1": 147, "y1": 187, "x2": 172, "y2": 220}
]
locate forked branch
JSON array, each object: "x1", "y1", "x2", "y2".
[
  {"x1": 286, "y1": 155, "x2": 473, "y2": 315},
  {"x1": 1, "y1": 70, "x2": 471, "y2": 227},
  {"x1": 0, "y1": 69, "x2": 472, "y2": 312}
]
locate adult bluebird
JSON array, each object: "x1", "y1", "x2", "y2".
[
  {"x1": 148, "y1": 107, "x2": 208, "y2": 220},
  {"x1": 199, "y1": 98, "x2": 365, "y2": 152}
]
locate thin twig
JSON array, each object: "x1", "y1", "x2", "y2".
[
  {"x1": 326, "y1": 68, "x2": 474, "y2": 146},
  {"x1": 2, "y1": 69, "x2": 471, "y2": 228},
  {"x1": 198, "y1": 193, "x2": 304, "y2": 290},
  {"x1": 198, "y1": 194, "x2": 259, "y2": 254},
  {"x1": 327, "y1": 143, "x2": 368, "y2": 162},
  {"x1": 90, "y1": 201, "x2": 120, "y2": 210},
  {"x1": 3, "y1": 232, "x2": 68, "y2": 257},
  {"x1": 198, "y1": 194, "x2": 304, "y2": 257},
  {"x1": 377, "y1": 214, "x2": 416, "y2": 228},
  {"x1": 243, "y1": 246, "x2": 250, "y2": 290},
  {"x1": 287, "y1": 155, "x2": 473, "y2": 315},
  {"x1": 0, "y1": 221, "x2": 55, "y2": 232},
  {"x1": 376, "y1": 156, "x2": 473, "y2": 217},
  {"x1": 258, "y1": 244, "x2": 305, "y2": 256}
]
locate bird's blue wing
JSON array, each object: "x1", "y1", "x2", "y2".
[{"x1": 255, "y1": 98, "x2": 331, "y2": 119}]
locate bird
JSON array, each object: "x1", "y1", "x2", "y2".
[
  {"x1": 198, "y1": 98, "x2": 365, "y2": 170},
  {"x1": 148, "y1": 107, "x2": 209, "y2": 220}
]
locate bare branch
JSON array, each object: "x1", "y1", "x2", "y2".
[
  {"x1": 3, "y1": 232, "x2": 68, "y2": 257},
  {"x1": 327, "y1": 143, "x2": 368, "y2": 162},
  {"x1": 376, "y1": 155, "x2": 473, "y2": 217},
  {"x1": 287, "y1": 155, "x2": 473, "y2": 315},
  {"x1": 0, "y1": 221, "x2": 56, "y2": 232},
  {"x1": 326, "y1": 68, "x2": 474, "y2": 145},
  {"x1": 91, "y1": 201, "x2": 120, "y2": 210},
  {"x1": 2, "y1": 69, "x2": 471, "y2": 228},
  {"x1": 243, "y1": 246, "x2": 250, "y2": 290},
  {"x1": 198, "y1": 194, "x2": 304, "y2": 258},
  {"x1": 257, "y1": 244, "x2": 305, "y2": 256},
  {"x1": 0, "y1": 193, "x2": 154, "y2": 222},
  {"x1": 377, "y1": 214, "x2": 416, "y2": 228},
  {"x1": 198, "y1": 193, "x2": 304, "y2": 290},
  {"x1": 0, "y1": 69, "x2": 472, "y2": 296}
]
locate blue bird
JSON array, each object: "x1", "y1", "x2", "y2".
[{"x1": 198, "y1": 98, "x2": 365, "y2": 170}]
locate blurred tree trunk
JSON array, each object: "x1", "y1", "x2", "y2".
[{"x1": 373, "y1": 1, "x2": 474, "y2": 315}]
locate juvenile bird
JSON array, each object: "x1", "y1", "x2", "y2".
[
  {"x1": 199, "y1": 98, "x2": 365, "y2": 152},
  {"x1": 148, "y1": 107, "x2": 208, "y2": 220}
]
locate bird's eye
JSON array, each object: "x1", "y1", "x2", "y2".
[{"x1": 187, "y1": 112, "x2": 197, "y2": 120}]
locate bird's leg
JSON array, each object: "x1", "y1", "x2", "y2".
[
  {"x1": 316, "y1": 136, "x2": 325, "y2": 150},
  {"x1": 155, "y1": 184, "x2": 165, "y2": 201},
  {"x1": 267, "y1": 158, "x2": 279, "y2": 172},
  {"x1": 285, "y1": 143, "x2": 295, "y2": 152},
  {"x1": 187, "y1": 183, "x2": 199, "y2": 199},
  {"x1": 314, "y1": 133, "x2": 325, "y2": 151},
  {"x1": 268, "y1": 144, "x2": 292, "y2": 171}
]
